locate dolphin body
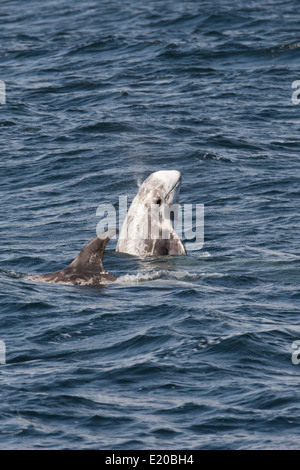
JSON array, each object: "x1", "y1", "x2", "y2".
[
  {"x1": 116, "y1": 170, "x2": 186, "y2": 257},
  {"x1": 27, "y1": 171, "x2": 186, "y2": 286},
  {"x1": 26, "y1": 229, "x2": 118, "y2": 286}
]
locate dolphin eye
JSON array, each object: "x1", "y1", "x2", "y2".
[{"x1": 156, "y1": 198, "x2": 162, "y2": 205}]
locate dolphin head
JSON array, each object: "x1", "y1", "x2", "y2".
[
  {"x1": 135, "y1": 170, "x2": 182, "y2": 207},
  {"x1": 116, "y1": 170, "x2": 186, "y2": 257}
]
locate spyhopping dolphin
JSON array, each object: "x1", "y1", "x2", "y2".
[
  {"x1": 116, "y1": 170, "x2": 186, "y2": 257},
  {"x1": 26, "y1": 229, "x2": 117, "y2": 286}
]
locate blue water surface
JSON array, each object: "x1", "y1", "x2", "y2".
[{"x1": 0, "y1": 0, "x2": 300, "y2": 449}]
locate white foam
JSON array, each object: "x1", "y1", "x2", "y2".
[
  {"x1": 193, "y1": 251, "x2": 212, "y2": 258},
  {"x1": 116, "y1": 269, "x2": 224, "y2": 285}
]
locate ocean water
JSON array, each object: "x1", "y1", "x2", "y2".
[{"x1": 0, "y1": 0, "x2": 300, "y2": 450}]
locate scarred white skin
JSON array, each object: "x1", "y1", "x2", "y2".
[{"x1": 116, "y1": 170, "x2": 186, "y2": 257}]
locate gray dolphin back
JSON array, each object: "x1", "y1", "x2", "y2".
[{"x1": 26, "y1": 228, "x2": 118, "y2": 286}]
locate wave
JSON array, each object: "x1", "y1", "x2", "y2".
[{"x1": 116, "y1": 269, "x2": 224, "y2": 285}]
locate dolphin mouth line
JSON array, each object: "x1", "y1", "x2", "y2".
[{"x1": 164, "y1": 176, "x2": 182, "y2": 202}]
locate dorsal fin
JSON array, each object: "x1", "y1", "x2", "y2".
[{"x1": 69, "y1": 228, "x2": 118, "y2": 273}]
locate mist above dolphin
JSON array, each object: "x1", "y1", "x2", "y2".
[{"x1": 26, "y1": 170, "x2": 186, "y2": 286}]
